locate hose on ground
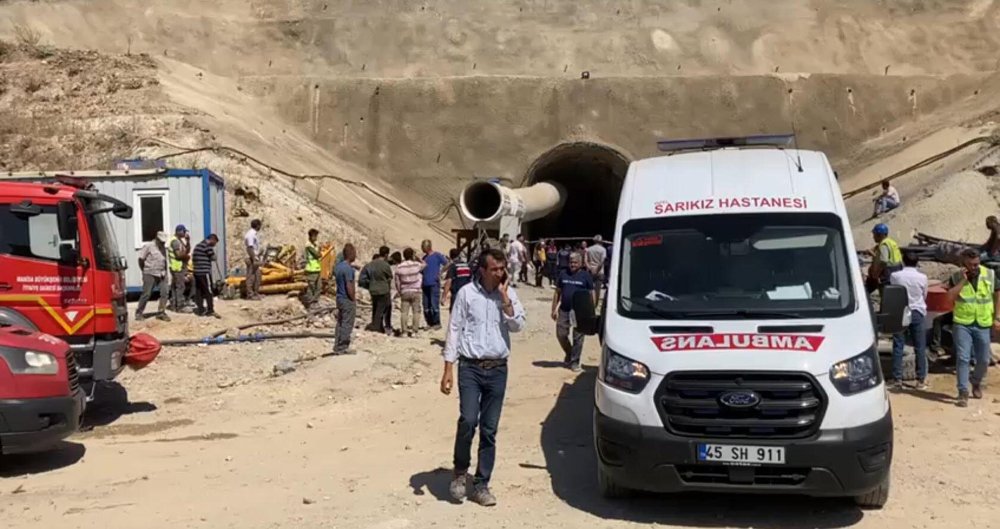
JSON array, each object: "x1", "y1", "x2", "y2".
[
  {"x1": 160, "y1": 331, "x2": 337, "y2": 347},
  {"x1": 136, "y1": 138, "x2": 465, "y2": 237},
  {"x1": 208, "y1": 307, "x2": 336, "y2": 338},
  {"x1": 137, "y1": 137, "x2": 460, "y2": 226},
  {"x1": 841, "y1": 135, "x2": 1000, "y2": 199}
]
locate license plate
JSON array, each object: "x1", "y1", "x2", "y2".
[{"x1": 697, "y1": 444, "x2": 785, "y2": 465}]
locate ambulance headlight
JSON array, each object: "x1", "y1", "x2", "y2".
[
  {"x1": 829, "y1": 347, "x2": 882, "y2": 395},
  {"x1": 602, "y1": 347, "x2": 650, "y2": 393}
]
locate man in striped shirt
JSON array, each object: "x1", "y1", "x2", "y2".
[
  {"x1": 192, "y1": 234, "x2": 221, "y2": 319},
  {"x1": 394, "y1": 248, "x2": 424, "y2": 337}
]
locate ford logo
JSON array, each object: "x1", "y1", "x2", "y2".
[{"x1": 718, "y1": 391, "x2": 761, "y2": 409}]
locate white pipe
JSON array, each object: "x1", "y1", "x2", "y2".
[{"x1": 459, "y1": 181, "x2": 566, "y2": 223}]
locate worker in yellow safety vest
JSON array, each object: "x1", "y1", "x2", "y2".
[
  {"x1": 167, "y1": 224, "x2": 191, "y2": 312},
  {"x1": 946, "y1": 248, "x2": 1000, "y2": 407},
  {"x1": 303, "y1": 228, "x2": 322, "y2": 309},
  {"x1": 867, "y1": 223, "x2": 902, "y2": 293}
]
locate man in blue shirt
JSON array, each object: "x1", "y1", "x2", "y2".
[
  {"x1": 332, "y1": 243, "x2": 358, "y2": 355},
  {"x1": 551, "y1": 253, "x2": 595, "y2": 372},
  {"x1": 421, "y1": 239, "x2": 450, "y2": 330}
]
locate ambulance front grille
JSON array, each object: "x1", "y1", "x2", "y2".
[{"x1": 656, "y1": 371, "x2": 827, "y2": 439}]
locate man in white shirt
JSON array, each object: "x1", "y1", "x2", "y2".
[
  {"x1": 874, "y1": 180, "x2": 900, "y2": 217},
  {"x1": 888, "y1": 251, "x2": 928, "y2": 390},
  {"x1": 585, "y1": 235, "x2": 608, "y2": 303},
  {"x1": 244, "y1": 219, "x2": 263, "y2": 300},
  {"x1": 440, "y1": 249, "x2": 526, "y2": 507},
  {"x1": 506, "y1": 234, "x2": 526, "y2": 285}
]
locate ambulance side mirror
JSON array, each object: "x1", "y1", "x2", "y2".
[
  {"x1": 877, "y1": 285, "x2": 907, "y2": 335},
  {"x1": 573, "y1": 290, "x2": 599, "y2": 336}
]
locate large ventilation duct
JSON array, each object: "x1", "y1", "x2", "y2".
[{"x1": 459, "y1": 181, "x2": 566, "y2": 224}]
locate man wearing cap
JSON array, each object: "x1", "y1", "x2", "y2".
[
  {"x1": 135, "y1": 232, "x2": 171, "y2": 321},
  {"x1": 867, "y1": 223, "x2": 902, "y2": 293},
  {"x1": 167, "y1": 224, "x2": 192, "y2": 312}
]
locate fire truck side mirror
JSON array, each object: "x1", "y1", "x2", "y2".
[
  {"x1": 876, "y1": 285, "x2": 907, "y2": 335},
  {"x1": 59, "y1": 244, "x2": 80, "y2": 266},
  {"x1": 56, "y1": 200, "x2": 79, "y2": 241}
]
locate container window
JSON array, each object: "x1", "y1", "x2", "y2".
[{"x1": 132, "y1": 190, "x2": 169, "y2": 249}]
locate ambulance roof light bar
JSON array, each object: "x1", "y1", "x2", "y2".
[{"x1": 657, "y1": 134, "x2": 796, "y2": 153}]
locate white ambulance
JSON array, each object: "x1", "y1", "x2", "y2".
[{"x1": 576, "y1": 136, "x2": 906, "y2": 508}]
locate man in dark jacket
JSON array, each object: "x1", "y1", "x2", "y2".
[
  {"x1": 192, "y1": 234, "x2": 221, "y2": 319},
  {"x1": 365, "y1": 246, "x2": 395, "y2": 334}
]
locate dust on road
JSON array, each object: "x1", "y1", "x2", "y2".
[{"x1": 1, "y1": 293, "x2": 999, "y2": 529}]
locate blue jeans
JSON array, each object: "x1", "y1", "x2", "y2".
[
  {"x1": 892, "y1": 311, "x2": 928, "y2": 382},
  {"x1": 453, "y1": 361, "x2": 508, "y2": 490},
  {"x1": 422, "y1": 284, "x2": 441, "y2": 327},
  {"x1": 874, "y1": 196, "x2": 899, "y2": 216},
  {"x1": 954, "y1": 324, "x2": 991, "y2": 394}
]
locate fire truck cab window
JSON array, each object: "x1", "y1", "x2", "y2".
[{"x1": 0, "y1": 205, "x2": 74, "y2": 262}]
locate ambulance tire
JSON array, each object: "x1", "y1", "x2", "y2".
[
  {"x1": 597, "y1": 463, "x2": 632, "y2": 499},
  {"x1": 854, "y1": 471, "x2": 890, "y2": 509}
]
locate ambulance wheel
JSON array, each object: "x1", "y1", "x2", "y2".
[
  {"x1": 854, "y1": 471, "x2": 890, "y2": 509},
  {"x1": 597, "y1": 463, "x2": 632, "y2": 499}
]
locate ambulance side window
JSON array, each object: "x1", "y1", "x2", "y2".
[{"x1": 0, "y1": 205, "x2": 76, "y2": 262}]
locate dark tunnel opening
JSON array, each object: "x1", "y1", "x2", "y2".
[{"x1": 523, "y1": 143, "x2": 629, "y2": 242}]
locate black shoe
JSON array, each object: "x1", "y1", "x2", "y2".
[
  {"x1": 156, "y1": 313, "x2": 172, "y2": 322},
  {"x1": 134, "y1": 312, "x2": 145, "y2": 321},
  {"x1": 957, "y1": 391, "x2": 970, "y2": 407}
]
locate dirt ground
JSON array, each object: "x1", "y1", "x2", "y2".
[{"x1": 1, "y1": 290, "x2": 999, "y2": 529}]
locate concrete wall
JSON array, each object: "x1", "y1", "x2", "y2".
[{"x1": 248, "y1": 72, "x2": 989, "y2": 212}]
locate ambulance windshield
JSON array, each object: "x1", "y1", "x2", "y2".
[{"x1": 618, "y1": 212, "x2": 854, "y2": 319}]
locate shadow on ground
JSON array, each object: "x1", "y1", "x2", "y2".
[
  {"x1": 0, "y1": 441, "x2": 86, "y2": 477},
  {"x1": 81, "y1": 382, "x2": 157, "y2": 430},
  {"x1": 532, "y1": 360, "x2": 569, "y2": 369},
  {"x1": 539, "y1": 367, "x2": 865, "y2": 528},
  {"x1": 409, "y1": 466, "x2": 462, "y2": 505}
]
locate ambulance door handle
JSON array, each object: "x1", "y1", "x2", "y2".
[{"x1": 0, "y1": 282, "x2": 11, "y2": 291}]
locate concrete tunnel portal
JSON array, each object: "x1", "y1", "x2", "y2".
[{"x1": 521, "y1": 142, "x2": 629, "y2": 242}]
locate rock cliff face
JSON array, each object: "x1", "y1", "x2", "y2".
[{"x1": 2, "y1": 0, "x2": 999, "y2": 240}]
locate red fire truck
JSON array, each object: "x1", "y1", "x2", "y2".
[{"x1": 0, "y1": 177, "x2": 132, "y2": 400}]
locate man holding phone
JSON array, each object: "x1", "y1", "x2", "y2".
[
  {"x1": 947, "y1": 248, "x2": 1000, "y2": 407},
  {"x1": 440, "y1": 249, "x2": 526, "y2": 507}
]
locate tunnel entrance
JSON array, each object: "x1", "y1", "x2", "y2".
[{"x1": 523, "y1": 142, "x2": 629, "y2": 242}]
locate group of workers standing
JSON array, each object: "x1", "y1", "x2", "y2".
[
  {"x1": 134, "y1": 223, "x2": 223, "y2": 321},
  {"x1": 868, "y1": 220, "x2": 998, "y2": 408},
  {"x1": 328, "y1": 239, "x2": 465, "y2": 355}
]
